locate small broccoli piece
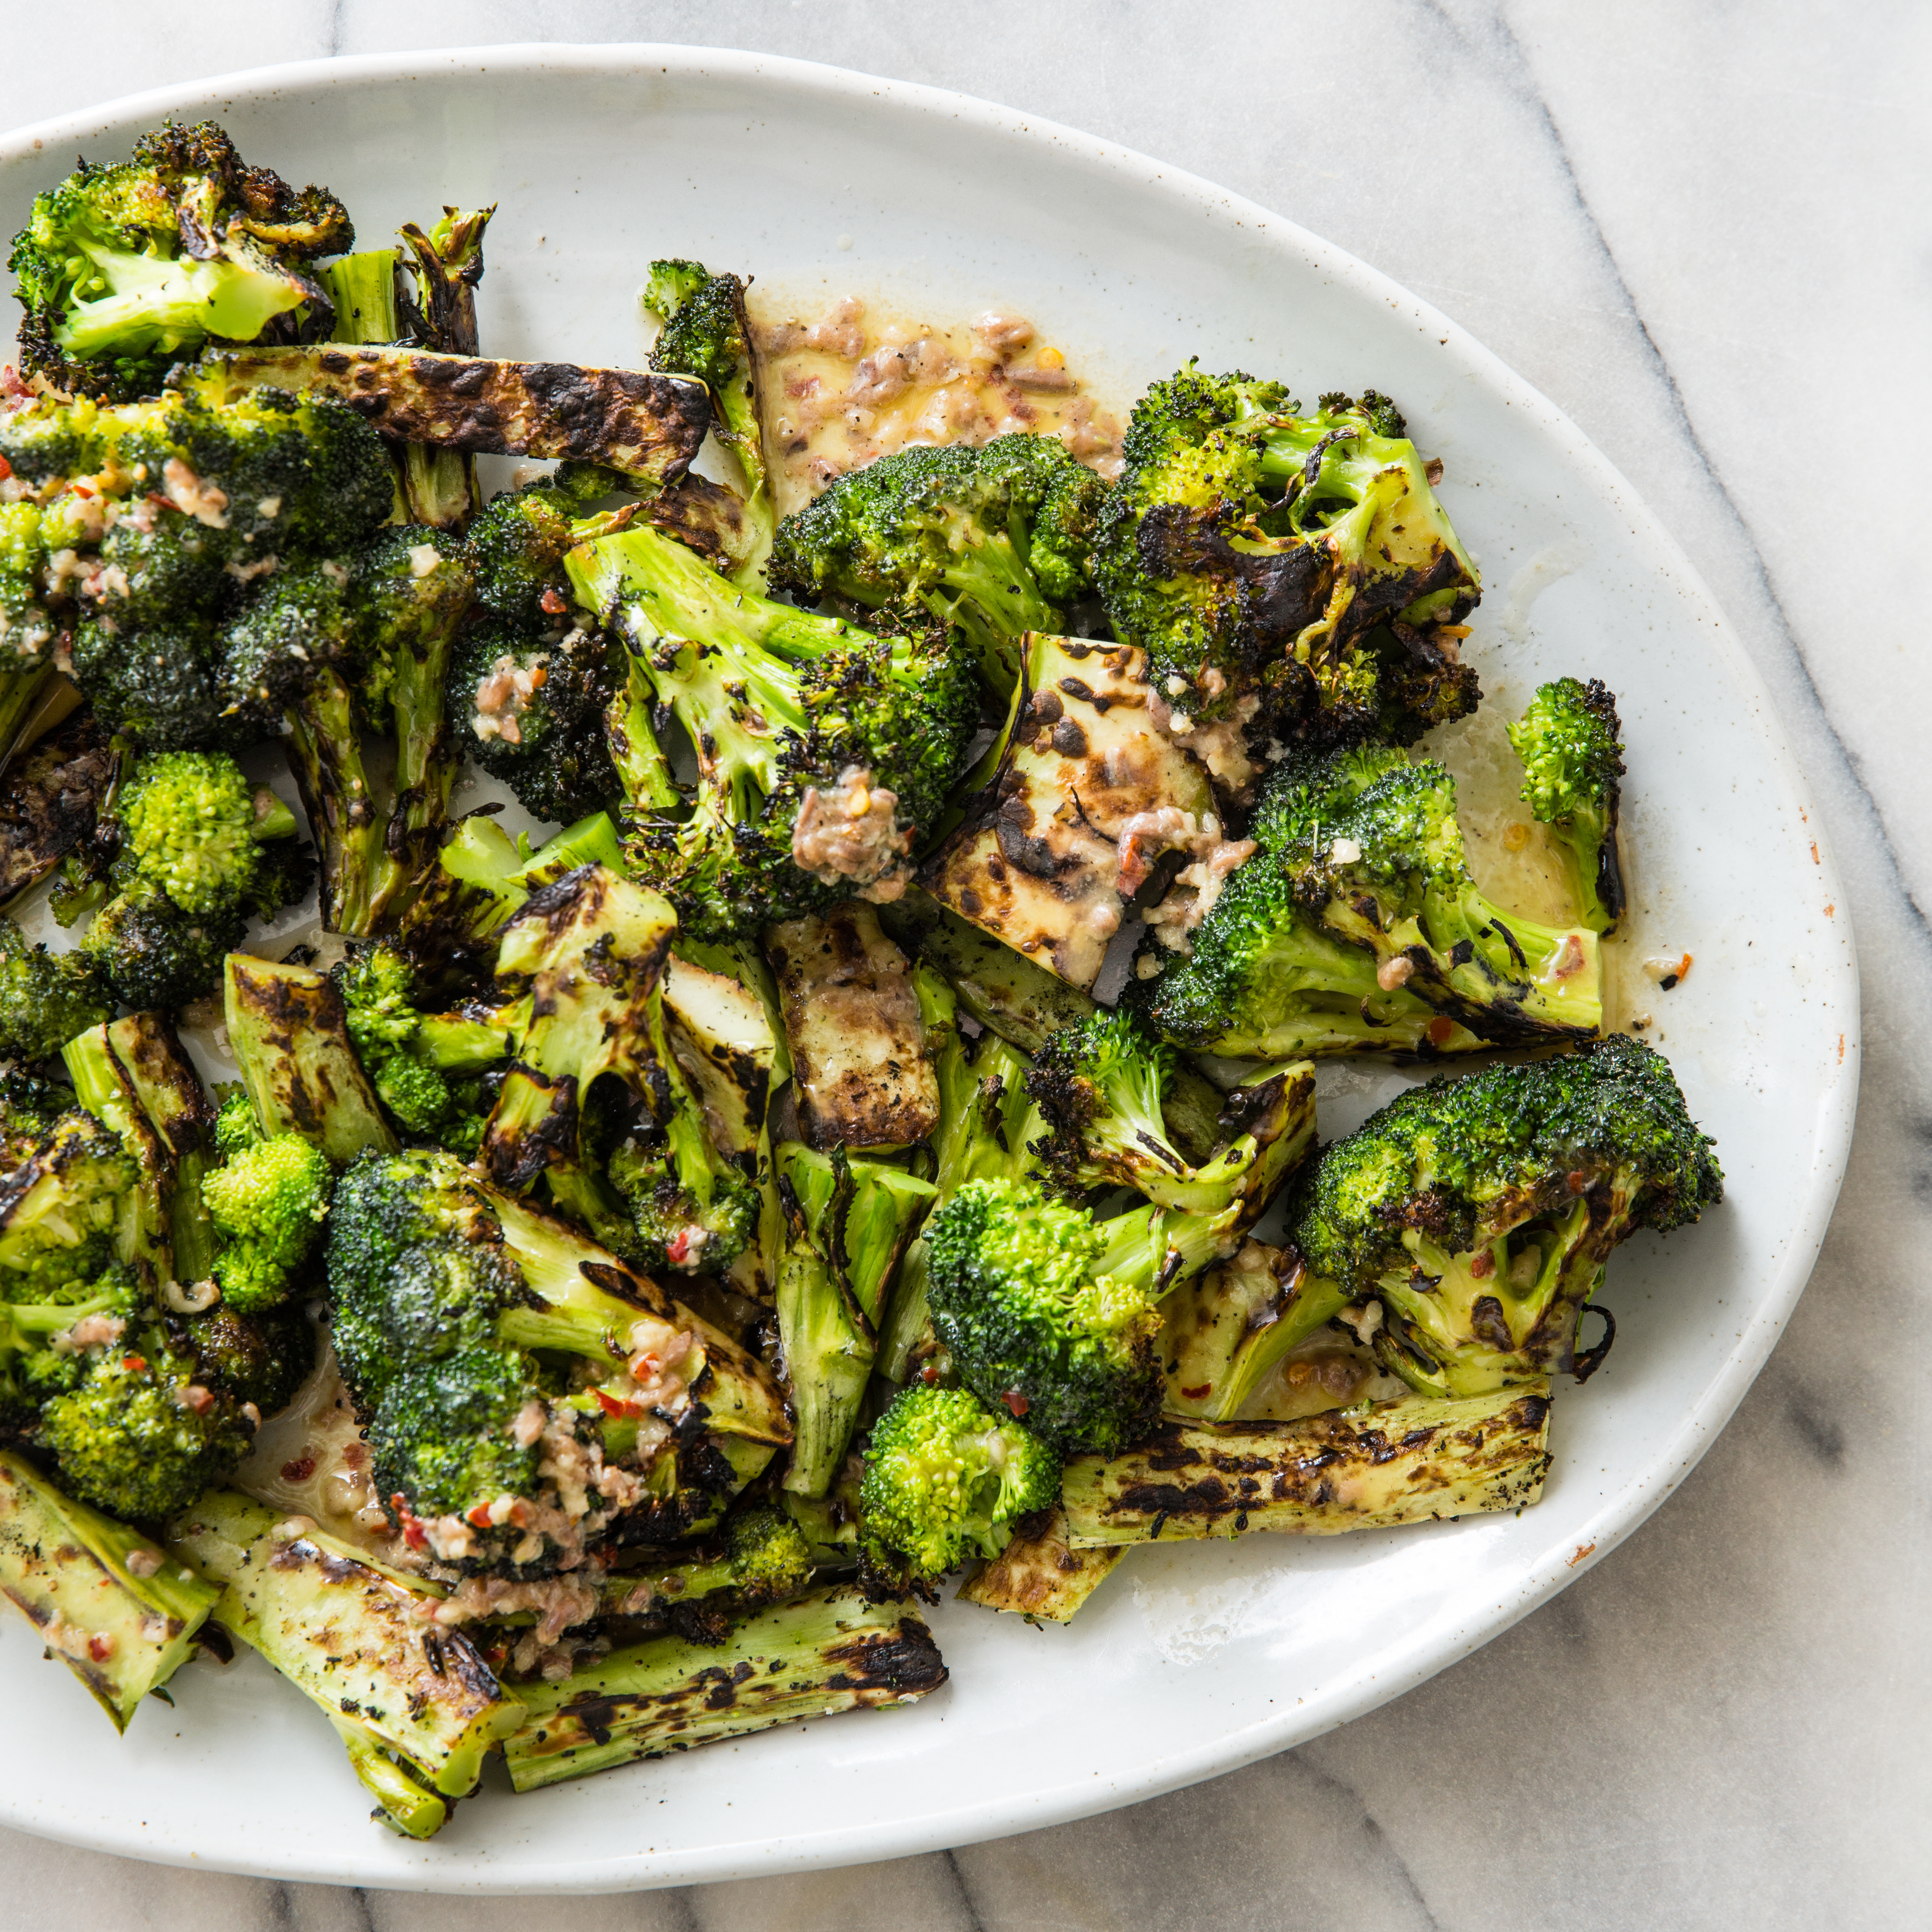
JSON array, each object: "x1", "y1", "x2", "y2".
[
  {"x1": 463, "y1": 484, "x2": 578, "y2": 627},
  {"x1": 1093, "y1": 369, "x2": 1479, "y2": 742},
  {"x1": 391, "y1": 207, "x2": 496, "y2": 527},
  {"x1": 212, "y1": 1085, "x2": 260, "y2": 1157},
  {"x1": 1133, "y1": 739, "x2": 1601, "y2": 1058},
  {"x1": 645, "y1": 261, "x2": 771, "y2": 588},
  {"x1": 925, "y1": 1176, "x2": 1164, "y2": 1455},
  {"x1": 78, "y1": 882, "x2": 243, "y2": 1011},
  {"x1": 603, "y1": 1502, "x2": 814, "y2": 1642},
  {"x1": 200, "y1": 1132, "x2": 332, "y2": 1311},
  {"x1": 858, "y1": 1382, "x2": 1061, "y2": 1600},
  {"x1": 769, "y1": 434, "x2": 1107, "y2": 695},
  {"x1": 0, "y1": 917, "x2": 112, "y2": 1060},
  {"x1": 607, "y1": 1132, "x2": 759, "y2": 1277},
  {"x1": 109, "y1": 751, "x2": 298, "y2": 915},
  {"x1": 8, "y1": 119, "x2": 353, "y2": 401},
  {"x1": 569, "y1": 522, "x2": 978, "y2": 940},
  {"x1": 68, "y1": 620, "x2": 232, "y2": 756},
  {"x1": 1506, "y1": 677, "x2": 1627, "y2": 935},
  {"x1": 0, "y1": 1109, "x2": 139, "y2": 1300},
  {"x1": 1290, "y1": 1034, "x2": 1723, "y2": 1398},
  {"x1": 181, "y1": 1300, "x2": 315, "y2": 1418},
  {"x1": 0, "y1": 1269, "x2": 142, "y2": 1417}
]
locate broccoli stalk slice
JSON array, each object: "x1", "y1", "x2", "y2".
[
  {"x1": 503, "y1": 1585, "x2": 946, "y2": 1790},
  {"x1": 1061, "y1": 1387, "x2": 1553, "y2": 1545},
  {"x1": 169, "y1": 1489, "x2": 527, "y2": 1829},
  {"x1": 315, "y1": 248, "x2": 401, "y2": 350},
  {"x1": 594, "y1": 1503, "x2": 813, "y2": 1627},
  {"x1": 957, "y1": 1506, "x2": 1124, "y2": 1622},
  {"x1": 395, "y1": 209, "x2": 495, "y2": 528},
  {"x1": 284, "y1": 664, "x2": 386, "y2": 938},
  {"x1": 774, "y1": 1143, "x2": 935, "y2": 1499},
  {"x1": 507, "y1": 811, "x2": 628, "y2": 892},
  {"x1": 0, "y1": 1451, "x2": 219, "y2": 1732},
  {"x1": 328, "y1": 1713, "x2": 449, "y2": 1840},
  {"x1": 603, "y1": 643, "x2": 682, "y2": 813}
]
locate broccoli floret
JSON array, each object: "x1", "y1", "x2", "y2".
[
  {"x1": 569, "y1": 523, "x2": 978, "y2": 940},
  {"x1": 1290, "y1": 1035, "x2": 1723, "y2": 1398},
  {"x1": 181, "y1": 1300, "x2": 314, "y2": 1418},
  {"x1": 857, "y1": 1382, "x2": 1061, "y2": 1599},
  {"x1": 1093, "y1": 369, "x2": 1479, "y2": 742},
  {"x1": 78, "y1": 882, "x2": 243, "y2": 1011},
  {"x1": 8, "y1": 119, "x2": 353, "y2": 401},
  {"x1": 1506, "y1": 677, "x2": 1627, "y2": 935},
  {"x1": 109, "y1": 750, "x2": 298, "y2": 915},
  {"x1": 645, "y1": 261, "x2": 771, "y2": 587},
  {"x1": 924, "y1": 1176, "x2": 1164, "y2": 1455},
  {"x1": 1133, "y1": 739, "x2": 1601, "y2": 1057},
  {"x1": 0, "y1": 1267, "x2": 142, "y2": 1418},
  {"x1": 463, "y1": 484, "x2": 578, "y2": 627},
  {"x1": 68, "y1": 620, "x2": 232, "y2": 755},
  {"x1": 200, "y1": 1132, "x2": 332, "y2": 1311},
  {"x1": 327, "y1": 1147, "x2": 769, "y2": 1572},
  {"x1": 604, "y1": 1502, "x2": 814, "y2": 1642},
  {"x1": 0, "y1": 917, "x2": 112, "y2": 1060},
  {"x1": 0, "y1": 1109, "x2": 136, "y2": 1300},
  {"x1": 607, "y1": 1133, "x2": 759, "y2": 1276},
  {"x1": 770, "y1": 435, "x2": 1107, "y2": 696},
  {"x1": 450, "y1": 616, "x2": 620, "y2": 827},
  {"x1": 212, "y1": 1085, "x2": 260, "y2": 1158}
]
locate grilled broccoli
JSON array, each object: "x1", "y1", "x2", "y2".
[
  {"x1": 77, "y1": 886, "x2": 240, "y2": 1011},
  {"x1": 858, "y1": 1382, "x2": 1061, "y2": 1599},
  {"x1": 768, "y1": 434, "x2": 1105, "y2": 694},
  {"x1": 200, "y1": 1132, "x2": 332, "y2": 1311},
  {"x1": 326, "y1": 1147, "x2": 783, "y2": 1572},
  {"x1": 1289, "y1": 1035, "x2": 1723, "y2": 1398},
  {"x1": 644, "y1": 260, "x2": 771, "y2": 588},
  {"x1": 0, "y1": 1106, "x2": 139, "y2": 1300},
  {"x1": 1092, "y1": 369, "x2": 1479, "y2": 743},
  {"x1": 568, "y1": 522, "x2": 977, "y2": 939},
  {"x1": 1506, "y1": 677, "x2": 1627, "y2": 935},
  {"x1": 601, "y1": 1502, "x2": 814, "y2": 1642},
  {"x1": 772, "y1": 1142, "x2": 935, "y2": 1499},
  {"x1": 8, "y1": 119, "x2": 353, "y2": 401},
  {"x1": 107, "y1": 751, "x2": 298, "y2": 915},
  {"x1": 924, "y1": 1176, "x2": 1165, "y2": 1455},
  {"x1": 1132, "y1": 739, "x2": 1600, "y2": 1058},
  {"x1": 177, "y1": 1299, "x2": 315, "y2": 1419},
  {"x1": 0, "y1": 916, "x2": 112, "y2": 1059}
]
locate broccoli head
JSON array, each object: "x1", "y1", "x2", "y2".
[
  {"x1": 1506, "y1": 677, "x2": 1627, "y2": 935},
  {"x1": 924, "y1": 1175, "x2": 1163, "y2": 1455},
  {"x1": 1093, "y1": 369, "x2": 1479, "y2": 742},
  {"x1": 78, "y1": 882, "x2": 244, "y2": 1011},
  {"x1": 769, "y1": 433, "x2": 1107, "y2": 695},
  {"x1": 108, "y1": 750, "x2": 300, "y2": 916},
  {"x1": 1132, "y1": 739, "x2": 1600, "y2": 1058},
  {"x1": 181, "y1": 1299, "x2": 315, "y2": 1418},
  {"x1": 857, "y1": 1382, "x2": 1061, "y2": 1600},
  {"x1": 200, "y1": 1131, "x2": 332, "y2": 1311},
  {"x1": 9, "y1": 119, "x2": 353, "y2": 401},
  {"x1": 1290, "y1": 1034, "x2": 1723, "y2": 1397},
  {"x1": 0, "y1": 917, "x2": 112, "y2": 1061},
  {"x1": 603, "y1": 1501, "x2": 814, "y2": 1642},
  {"x1": 463, "y1": 484, "x2": 578, "y2": 627},
  {"x1": 570, "y1": 522, "x2": 978, "y2": 940}
]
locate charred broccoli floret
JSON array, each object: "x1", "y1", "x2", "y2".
[
  {"x1": 603, "y1": 1502, "x2": 814, "y2": 1642},
  {"x1": 1093, "y1": 369, "x2": 1479, "y2": 742},
  {"x1": 924, "y1": 1176, "x2": 1164, "y2": 1455},
  {"x1": 1290, "y1": 1035, "x2": 1723, "y2": 1397},
  {"x1": 858, "y1": 1382, "x2": 1061, "y2": 1599},
  {"x1": 8, "y1": 119, "x2": 353, "y2": 401},
  {"x1": 78, "y1": 883, "x2": 242, "y2": 1011},
  {"x1": 645, "y1": 261, "x2": 771, "y2": 588},
  {"x1": 569, "y1": 523, "x2": 978, "y2": 940},
  {"x1": 769, "y1": 434, "x2": 1107, "y2": 695},
  {"x1": 180, "y1": 1299, "x2": 314, "y2": 1418},
  {"x1": 0, "y1": 916, "x2": 112, "y2": 1060},
  {"x1": 1132, "y1": 740, "x2": 1601, "y2": 1058},
  {"x1": 200, "y1": 1132, "x2": 332, "y2": 1311},
  {"x1": 1506, "y1": 677, "x2": 1627, "y2": 935}
]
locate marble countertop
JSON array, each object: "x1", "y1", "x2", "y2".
[{"x1": 1, "y1": 4, "x2": 1924, "y2": 1926}]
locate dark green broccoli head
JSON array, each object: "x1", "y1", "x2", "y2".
[
  {"x1": 0, "y1": 1109, "x2": 138, "y2": 1301},
  {"x1": 9, "y1": 120, "x2": 352, "y2": 401},
  {"x1": 364, "y1": 1341, "x2": 541, "y2": 1525},
  {"x1": 1290, "y1": 1035, "x2": 1722, "y2": 1395},
  {"x1": 607, "y1": 1132, "x2": 759, "y2": 1275},
  {"x1": 79, "y1": 883, "x2": 243, "y2": 1010},
  {"x1": 924, "y1": 1176, "x2": 1163, "y2": 1454},
  {"x1": 350, "y1": 523, "x2": 474, "y2": 719},
  {"x1": 183, "y1": 1300, "x2": 315, "y2": 1418},
  {"x1": 768, "y1": 433, "x2": 1106, "y2": 694},
  {"x1": 92, "y1": 508, "x2": 232, "y2": 630},
  {"x1": 69, "y1": 618, "x2": 231, "y2": 754},
  {"x1": 646, "y1": 262, "x2": 750, "y2": 394},
  {"x1": 0, "y1": 1266, "x2": 142, "y2": 1418},
  {"x1": 0, "y1": 917, "x2": 112, "y2": 1061},
  {"x1": 211, "y1": 557, "x2": 357, "y2": 736},
  {"x1": 0, "y1": 1069, "x2": 69, "y2": 1170},
  {"x1": 201, "y1": 1131, "x2": 332, "y2": 1312},
  {"x1": 0, "y1": 394, "x2": 110, "y2": 486},
  {"x1": 1093, "y1": 368, "x2": 1479, "y2": 738},
  {"x1": 1506, "y1": 677, "x2": 1627, "y2": 934},
  {"x1": 1134, "y1": 739, "x2": 1600, "y2": 1057},
  {"x1": 462, "y1": 486, "x2": 577, "y2": 627},
  {"x1": 858, "y1": 1381, "x2": 1061, "y2": 1598},
  {"x1": 450, "y1": 616, "x2": 620, "y2": 826},
  {"x1": 1023, "y1": 1005, "x2": 1186, "y2": 1201}
]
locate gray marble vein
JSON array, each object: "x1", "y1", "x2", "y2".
[{"x1": 0, "y1": 3, "x2": 1925, "y2": 1925}]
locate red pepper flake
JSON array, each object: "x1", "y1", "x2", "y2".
[
  {"x1": 1426, "y1": 1016, "x2": 1456, "y2": 1047},
  {"x1": 122, "y1": 1353, "x2": 148, "y2": 1375},
  {"x1": 664, "y1": 1227, "x2": 697, "y2": 1267},
  {"x1": 88, "y1": 1634, "x2": 115, "y2": 1662},
  {"x1": 1567, "y1": 1170, "x2": 1589, "y2": 1194},
  {"x1": 466, "y1": 1500, "x2": 495, "y2": 1528},
  {"x1": 538, "y1": 586, "x2": 569, "y2": 615},
  {"x1": 0, "y1": 454, "x2": 11, "y2": 480},
  {"x1": 71, "y1": 482, "x2": 93, "y2": 498},
  {"x1": 919, "y1": 1364, "x2": 940, "y2": 1385},
  {"x1": 593, "y1": 1388, "x2": 643, "y2": 1419},
  {"x1": 1003, "y1": 1389, "x2": 1030, "y2": 1418},
  {"x1": 391, "y1": 1492, "x2": 429, "y2": 1552},
  {"x1": 1469, "y1": 1248, "x2": 1495, "y2": 1278},
  {"x1": 1179, "y1": 1384, "x2": 1211, "y2": 1400},
  {"x1": 278, "y1": 1456, "x2": 315, "y2": 1483}
]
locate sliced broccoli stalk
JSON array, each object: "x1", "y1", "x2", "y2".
[
  {"x1": 773, "y1": 1143, "x2": 935, "y2": 1500},
  {"x1": 0, "y1": 1450, "x2": 219, "y2": 1731},
  {"x1": 384, "y1": 813, "x2": 530, "y2": 988},
  {"x1": 503, "y1": 1585, "x2": 946, "y2": 1791},
  {"x1": 394, "y1": 208, "x2": 496, "y2": 527},
  {"x1": 956, "y1": 1506, "x2": 1123, "y2": 1623},
  {"x1": 769, "y1": 434, "x2": 1108, "y2": 696},
  {"x1": 223, "y1": 955, "x2": 398, "y2": 1168},
  {"x1": 1289, "y1": 1034, "x2": 1723, "y2": 1398},
  {"x1": 567, "y1": 522, "x2": 977, "y2": 941},
  {"x1": 645, "y1": 260, "x2": 772, "y2": 589},
  {"x1": 1061, "y1": 1387, "x2": 1553, "y2": 1544},
  {"x1": 596, "y1": 1503, "x2": 814, "y2": 1640},
  {"x1": 858, "y1": 1382, "x2": 1061, "y2": 1600},
  {"x1": 8, "y1": 120, "x2": 352, "y2": 400},
  {"x1": 169, "y1": 1490, "x2": 526, "y2": 1835},
  {"x1": 1506, "y1": 676, "x2": 1628, "y2": 935},
  {"x1": 314, "y1": 247, "x2": 400, "y2": 349}
]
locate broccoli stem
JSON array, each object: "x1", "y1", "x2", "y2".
[
  {"x1": 284, "y1": 665, "x2": 385, "y2": 938},
  {"x1": 0, "y1": 661, "x2": 60, "y2": 776},
  {"x1": 602, "y1": 644, "x2": 681, "y2": 813},
  {"x1": 367, "y1": 601, "x2": 462, "y2": 930}
]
